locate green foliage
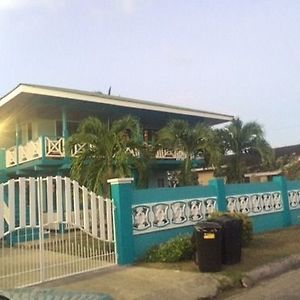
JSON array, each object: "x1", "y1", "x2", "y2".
[
  {"x1": 157, "y1": 119, "x2": 222, "y2": 186},
  {"x1": 144, "y1": 235, "x2": 194, "y2": 263},
  {"x1": 217, "y1": 118, "x2": 274, "y2": 183},
  {"x1": 209, "y1": 211, "x2": 253, "y2": 247},
  {"x1": 66, "y1": 116, "x2": 151, "y2": 196},
  {"x1": 134, "y1": 143, "x2": 158, "y2": 188},
  {"x1": 277, "y1": 154, "x2": 300, "y2": 180}
]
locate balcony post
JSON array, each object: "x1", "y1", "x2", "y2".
[
  {"x1": 62, "y1": 106, "x2": 68, "y2": 139},
  {"x1": 41, "y1": 136, "x2": 46, "y2": 160},
  {"x1": 15, "y1": 122, "x2": 20, "y2": 165}
]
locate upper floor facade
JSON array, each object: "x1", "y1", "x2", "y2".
[{"x1": 0, "y1": 84, "x2": 233, "y2": 182}]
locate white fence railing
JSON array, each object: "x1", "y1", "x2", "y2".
[{"x1": 0, "y1": 176, "x2": 116, "y2": 288}]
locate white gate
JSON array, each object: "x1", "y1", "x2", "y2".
[{"x1": 0, "y1": 176, "x2": 117, "y2": 288}]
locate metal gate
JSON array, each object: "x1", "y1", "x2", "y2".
[{"x1": 0, "y1": 176, "x2": 117, "y2": 288}]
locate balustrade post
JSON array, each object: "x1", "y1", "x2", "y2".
[
  {"x1": 107, "y1": 178, "x2": 135, "y2": 265},
  {"x1": 41, "y1": 136, "x2": 46, "y2": 160}
]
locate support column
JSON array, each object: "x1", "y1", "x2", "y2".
[
  {"x1": 209, "y1": 178, "x2": 227, "y2": 212},
  {"x1": 273, "y1": 176, "x2": 291, "y2": 227},
  {"x1": 107, "y1": 178, "x2": 135, "y2": 265},
  {"x1": 62, "y1": 107, "x2": 68, "y2": 139},
  {"x1": 15, "y1": 122, "x2": 20, "y2": 165}
]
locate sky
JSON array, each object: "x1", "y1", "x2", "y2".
[{"x1": 0, "y1": 0, "x2": 300, "y2": 147}]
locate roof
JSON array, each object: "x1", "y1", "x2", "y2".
[
  {"x1": 0, "y1": 83, "x2": 234, "y2": 123},
  {"x1": 275, "y1": 144, "x2": 300, "y2": 158}
]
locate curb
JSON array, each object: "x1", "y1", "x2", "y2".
[
  {"x1": 0, "y1": 288, "x2": 113, "y2": 300},
  {"x1": 240, "y1": 254, "x2": 300, "y2": 288}
]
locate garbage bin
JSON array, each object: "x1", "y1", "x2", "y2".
[
  {"x1": 210, "y1": 216, "x2": 242, "y2": 265},
  {"x1": 193, "y1": 221, "x2": 222, "y2": 272}
]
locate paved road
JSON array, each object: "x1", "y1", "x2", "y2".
[{"x1": 222, "y1": 268, "x2": 300, "y2": 300}]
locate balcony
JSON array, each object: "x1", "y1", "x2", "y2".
[
  {"x1": 4, "y1": 136, "x2": 187, "y2": 169},
  {"x1": 5, "y1": 137, "x2": 65, "y2": 168}
]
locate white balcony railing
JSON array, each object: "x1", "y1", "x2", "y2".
[
  {"x1": 71, "y1": 143, "x2": 86, "y2": 156},
  {"x1": 20, "y1": 137, "x2": 42, "y2": 162},
  {"x1": 5, "y1": 136, "x2": 188, "y2": 168},
  {"x1": 6, "y1": 146, "x2": 17, "y2": 167},
  {"x1": 155, "y1": 149, "x2": 187, "y2": 160},
  {"x1": 45, "y1": 137, "x2": 65, "y2": 157}
]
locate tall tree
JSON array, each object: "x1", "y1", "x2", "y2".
[
  {"x1": 219, "y1": 118, "x2": 273, "y2": 183},
  {"x1": 157, "y1": 119, "x2": 221, "y2": 186},
  {"x1": 66, "y1": 116, "x2": 144, "y2": 196}
]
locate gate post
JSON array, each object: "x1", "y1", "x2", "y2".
[{"x1": 107, "y1": 178, "x2": 135, "y2": 265}]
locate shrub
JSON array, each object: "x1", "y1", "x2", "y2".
[
  {"x1": 144, "y1": 234, "x2": 193, "y2": 263},
  {"x1": 209, "y1": 211, "x2": 253, "y2": 247}
]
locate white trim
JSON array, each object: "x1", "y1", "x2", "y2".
[
  {"x1": 244, "y1": 170, "x2": 282, "y2": 177},
  {"x1": 107, "y1": 178, "x2": 134, "y2": 185},
  {"x1": 0, "y1": 84, "x2": 234, "y2": 121},
  {"x1": 0, "y1": 84, "x2": 24, "y2": 107},
  {"x1": 191, "y1": 167, "x2": 215, "y2": 172}
]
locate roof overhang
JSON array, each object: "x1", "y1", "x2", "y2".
[
  {"x1": 244, "y1": 170, "x2": 282, "y2": 178},
  {"x1": 0, "y1": 83, "x2": 234, "y2": 126}
]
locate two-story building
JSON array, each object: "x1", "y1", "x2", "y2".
[{"x1": 0, "y1": 84, "x2": 233, "y2": 187}]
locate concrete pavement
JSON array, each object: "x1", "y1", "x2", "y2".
[{"x1": 37, "y1": 265, "x2": 230, "y2": 300}]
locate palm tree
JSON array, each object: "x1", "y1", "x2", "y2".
[
  {"x1": 133, "y1": 142, "x2": 158, "y2": 188},
  {"x1": 66, "y1": 116, "x2": 144, "y2": 196},
  {"x1": 157, "y1": 119, "x2": 221, "y2": 186},
  {"x1": 219, "y1": 118, "x2": 273, "y2": 183}
]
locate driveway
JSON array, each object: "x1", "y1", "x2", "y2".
[{"x1": 38, "y1": 265, "x2": 226, "y2": 300}]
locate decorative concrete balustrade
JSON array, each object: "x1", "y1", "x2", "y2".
[
  {"x1": 132, "y1": 197, "x2": 217, "y2": 234},
  {"x1": 108, "y1": 176, "x2": 300, "y2": 264},
  {"x1": 226, "y1": 192, "x2": 283, "y2": 216},
  {"x1": 288, "y1": 190, "x2": 300, "y2": 210}
]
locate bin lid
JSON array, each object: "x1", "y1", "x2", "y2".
[{"x1": 194, "y1": 221, "x2": 222, "y2": 232}]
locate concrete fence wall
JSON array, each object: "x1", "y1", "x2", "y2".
[{"x1": 108, "y1": 176, "x2": 300, "y2": 265}]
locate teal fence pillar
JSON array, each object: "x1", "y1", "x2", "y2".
[
  {"x1": 273, "y1": 176, "x2": 291, "y2": 227},
  {"x1": 209, "y1": 178, "x2": 227, "y2": 212},
  {"x1": 107, "y1": 178, "x2": 135, "y2": 265}
]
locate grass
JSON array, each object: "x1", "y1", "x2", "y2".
[{"x1": 138, "y1": 225, "x2": 300, "y2": 285}]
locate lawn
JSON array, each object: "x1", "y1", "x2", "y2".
[{"x1": 138, "y1": 225, "x2": 300, "y2": 284}]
